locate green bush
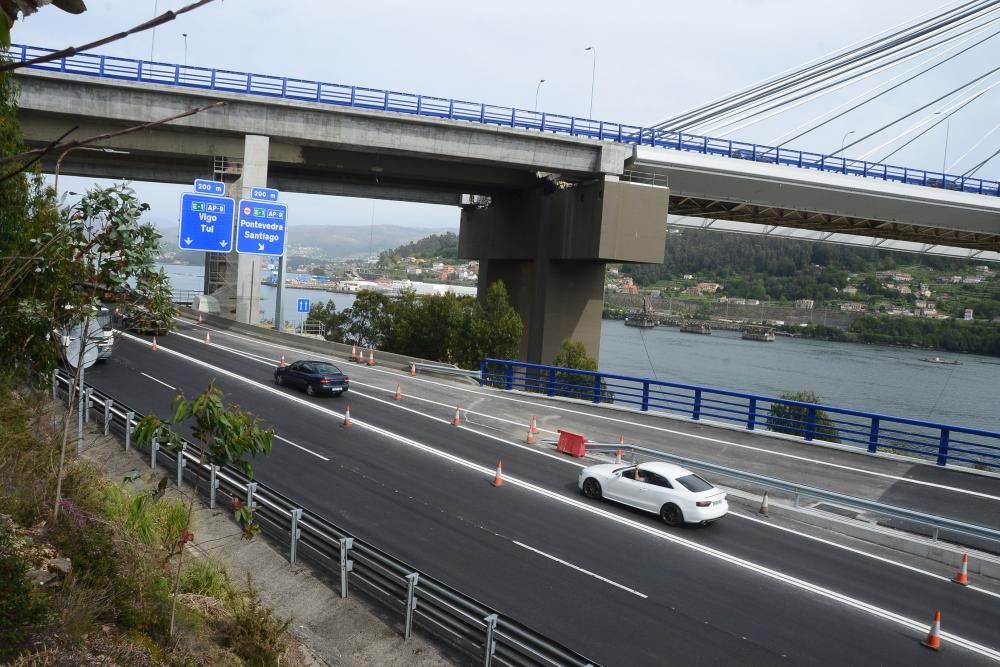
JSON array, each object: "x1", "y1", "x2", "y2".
[
  {"x1": 0, "y1": 517, "x2": 49, "y2": 659},
  {"x1": 766, "y1": 391, "x2": 840, "y2": 443},
  {"x1": 223, "y1": 574, "x2": 291, "y2": 667},
  {"x1": 181, "y1": 557, "x2": 231, "y2": 599}
]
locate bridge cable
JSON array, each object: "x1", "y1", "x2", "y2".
[
  {"x1": 684, "y1": 3, "x2": 1000, "y2": 134},
  {"x1": 647, "y1": 0, "x2": 983, "y2": 130},
  {"x1": 702, "y1": 13, "x2": 1000, "y2": 137},
  {"x1": 652, "y1": 0, "x2": 999, "y2": 132},
  {"x1": 769, "y1": 21, "x2": 1000, "y2": 148}
]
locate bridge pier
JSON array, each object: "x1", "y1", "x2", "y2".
[
  {"x1": 460, "y1": 178, "x2": 668, "y2": 364},
  {"x1": 204, "y1": 135, "x2": 270, "y2": 325}
]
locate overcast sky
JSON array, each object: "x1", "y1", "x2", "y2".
[{"x1": 17, "y1": 0, "x2": 1000, "y2": 229}]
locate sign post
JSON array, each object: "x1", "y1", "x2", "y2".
[{"x1": 296, "y1": 298, "x2": 310, "y2": 334}]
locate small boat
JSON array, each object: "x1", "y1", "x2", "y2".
[
  {"x1": 922, "y1": 357, "x2": 961, "y2": 365},
  {"x1": 742, "y1": 325, "x2": 776, "y2": 342},
  {"x1": 624, "y1": 297, "x2": 658, "y2": 328},
  {"x1": 680, "y1": 321, "x2": 712, "y2": 335}
]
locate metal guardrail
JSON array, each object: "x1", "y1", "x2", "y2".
[
  {"x1": 413, "y1": 361, "x2": 482, "y2": 379},
  {"x1": 55, "y1": 369, "x2": 596, "y2": 667},
  {"x1": 12, "y1": 43, "x2": 1000, "y2": 198},
  {"x1": 586, "y1": 442, "x2": 1000, "y2": 548},
  {"x1": 480, "y1": 359, "x2": 1000, "y2": 471}
]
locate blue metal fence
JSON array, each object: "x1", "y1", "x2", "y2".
[
  {"x1": 479, "y1": 358, "x2": 1000, "y2": 470},
  {"x1": 12, "y1": 44, "x2": 1000, "y2": 198}
]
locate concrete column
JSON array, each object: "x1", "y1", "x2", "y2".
[
  {"x1": 204, "y1": 135, "x2": 270, "y2": 325},
  {"x1": 460, "y1": 178, "x2": 668, "y2": 364}
]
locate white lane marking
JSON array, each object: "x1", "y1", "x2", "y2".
[
  {"x1": 513, "y1": 541, "x2": 647, "y2": 598},
  {"x1": 141, "y1": 372, "x2": 177, "y2": 391},
  {"x1": 170, "y1": 330, "x2": 581, "y2": 466},
  {"x1": 729, "y1": 512, "x2": 1000, "y2": 601},
  {"x1": 178, "y1": 319, "x2": 1000, "y2": 503},
  {"x1": 167, "y1": 328, "x2": 1000, "y2": 592},
  {"x1": 123, "y1": 332, "x2": 1000, "y2": 661},
  {"x1": 273, "y1": 434, "x2": 329, "y2": 462}
]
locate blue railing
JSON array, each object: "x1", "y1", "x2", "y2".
[
  {"x1": 12, "y1": 44, "x2": 1000, "y2": 198},
  {"x1": 479, "y1": 359, "x2": 1000, "y2": 470}
]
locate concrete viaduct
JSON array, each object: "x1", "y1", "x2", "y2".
[{"x1": 17, "y1": 69, "x2": 1000, "y2": 363}]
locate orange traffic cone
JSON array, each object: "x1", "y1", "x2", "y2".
[
  {"x1": 921, "y1": 611, "x2": 942, "y2": 651},
  {"x1": 342, "y1": 405, "x2": 352, "y2": 427},
  {"x1": 197, "y1": 312, "x2": 203, "y2": 324},
  {"x1": 279, "y1": 354, "x2": 286, "y2": 368},
  {"x1": 367, "y1": 349, "x2": 375, "y2": 366},
  {"x1": 759, "y1": 491, "x2": 770, "y2": 516},
  {"x1": 530, "y1": 415, "x2": 538, "y2": 434},
  {"x1": 452, "y1": 405, "x2": 461, "y2": 426},
  {"x1": 526, "y1": 427, "x2": 535, "y2": 444},
  {"x1": 409, "y1": 362, "x2": 417, "y2": 377},
  {"x1": 618, "y1": 434, "x2": 625, "y2": 448},
  {"x1": 394, "y1": 383, "x2": 402, "y2": 401},
  {"x1": 350, "y1": 343, "x2": 357, "y2": 361},
  {"x1": 205, "y1": 331, "x2": 211, "y2": 343},
  {"x1": 491, "y1": 460, "x2": 504, "y2": 487},
  {"x1": 151, "y1": 336, "x2": 158, "y2": 351},
  {"x1": 615, "y1": 448, "x2": 622, "y2": 464},
  {"x1": 953, "y1": 553, "x2": 970, "y2": 586}
]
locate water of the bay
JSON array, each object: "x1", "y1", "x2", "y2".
[{"x1": 160, "y1": 264, "x2": 1000, "y2": 432}]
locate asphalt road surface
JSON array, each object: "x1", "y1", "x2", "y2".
[{"x1": 79, "y1": 320, "x2": 1000, "y2": 666}]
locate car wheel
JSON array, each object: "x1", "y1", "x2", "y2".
[
  {"x1": 276, "y1": 375, "x2": 283, "y2": 386},
  {"x1": 306, "y1": 384, "x2": 316, "y2": 396},
  {"x1": 660, "y1": 503, "x2": 684, "y2": 527},
  {"x1": 582, "y1": 478, "x2": 602, "y2": 499}
]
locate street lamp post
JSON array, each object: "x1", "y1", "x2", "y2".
[
  {"x1": 942, "y1": 117, "x2": 951, "y2": 175},
  {"x1": 149, "y1": 1, "x2": 159, "y2": 61},
  {"x1": 584, "y1": 46, "x2": 596, "y2": 119},
  {"x1": 840, "y1": 130, "x2": 855, "y2": 155},
  {"x1": 534, "y1": 79, "x2": 546, "y2": 112},
  {"x1": 182, "y1": 33, "x2": 188, "y2": 66}
]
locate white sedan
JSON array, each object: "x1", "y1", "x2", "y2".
[{"x1": 578, "y1": 461, "x2": 728, "y2": 526}]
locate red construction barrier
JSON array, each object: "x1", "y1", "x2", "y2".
[{"x1": 557, "y1": 429, "x2": 587, "y2": 457}]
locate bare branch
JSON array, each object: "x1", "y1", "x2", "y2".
[
  {"x1": 0, "y1": 125, "x2": 76, "y2": 183},
  {"x1": 0, "y1": 100, "x2": 226, "y2": 181},
  {"x1": 1, "y1": 0, "x2": 221, "y2": 72}
]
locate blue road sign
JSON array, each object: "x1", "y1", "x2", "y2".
[
  {"x1": 297, "y1": 298, "x2": 310, "y2": 313},
  {"x1": 235, "y1": 199, "x2": 287, "y2": 256},
  {"x1": 194, "y1": 179, "x2": 226, "y2": 196},
  {"x1": 178, "y1": 193, "x2": 236, "y2": 252},
  {"x1": 250, "y1": 186, "x2": 279, "y2": 202}
]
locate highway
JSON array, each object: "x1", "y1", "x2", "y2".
[{"x1": 82, "y1": 318, "x2": 1000, "y2": 666}]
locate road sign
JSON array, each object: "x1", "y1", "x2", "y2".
[
  {"x1": 296, "y1": 298, "x2": 310, "y2": 313},
  {"x1": 235, "y1": 199, "x2": 287, "y2": 256},
  {"x1": 178, "y1": 193, "x2": 236, "y2": 252},
  {"x1": 250, "y1": 186, "x2": 279, "y2": 202},
  {"x1": 194, "y1": 179, "x2": 226, "y2": 196}
]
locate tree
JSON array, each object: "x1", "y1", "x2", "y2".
[
  {"x1": 306, "y1": 299, "x2": 347, "y2": 343},
  {"x1": 340, "y1": 289, "x2": 392, "y2": 348},
  {"x1": 548, "y1": 339, "x2": 611, "y2": 403},
  {"x1": 463, "y1": 281, "x2": 523, "y2": 367},
  {"x1": 132, "y1": 382, "x2": 274, "y2": 637},
  {"x1": 766, "y1": 390, "x2": 840, "y2": 443}
]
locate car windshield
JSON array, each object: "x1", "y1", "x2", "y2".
[
  {"x1": 676, "y1": 474, "x2": 714, "y2": 493},
  {"x1": 313, "y1": 363, "x2": 341, "y2": 375}
]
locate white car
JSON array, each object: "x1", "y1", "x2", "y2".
[{"x1": 578, "y1": 461, "x2": 728, "y2": 526}]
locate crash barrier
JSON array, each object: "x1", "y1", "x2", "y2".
[
  {"x1": 585, "y1": 442, "x2": 1000, "y2": 550},
  {"x1": 55, "y1": 370, "x2": 597, "y2": 667},
  {"x1": 480, "y1": 359, "x2": 1000, "y2": 471}
]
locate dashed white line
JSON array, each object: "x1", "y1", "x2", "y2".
[
  {"x1": 141, "y1": 372, "x2": 176, "y2": 391},
  {"x1": 120, "y1": 332, "x2": 1000, "y2": 661},
  {"x1": 273, "y1": 434, "x2": 330, "y2": 462},
  {"x1": 513, "y1": 541, "x2": 647, "y2": 598},
  {"x1": 177, "y1": 318, "x2": 1000, "y2": 503}
]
